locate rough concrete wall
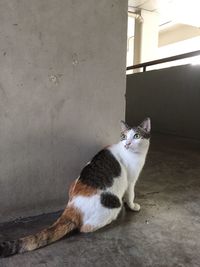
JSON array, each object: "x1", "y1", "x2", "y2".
[
  {"x1": 126, "y1": 64, "x2": 200, "y2": 140},
  {"x1": 0, "y1": 0, "x2": 127, "y2": 222}
]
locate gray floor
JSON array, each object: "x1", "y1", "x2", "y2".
[{"x1": 0, "y1": 134, "x2": 200, "y2": 267}]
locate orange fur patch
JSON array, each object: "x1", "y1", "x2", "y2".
[
  {"x1": 61, "y1": 205, "x2": 83, "y2": 227},
  {"x1": 20, "y1": 204, "x2": 83, "y2": 252},
  {"x1": 69, "y1": 180, "x2": 76, "y2": 200},
  {"x1": 69, "y1": 180, "x2": 97, "y2": 198}
]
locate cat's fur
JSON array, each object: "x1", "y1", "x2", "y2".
[{"x1": 0, "y1": 118, "x2": 151, "y2": 257}]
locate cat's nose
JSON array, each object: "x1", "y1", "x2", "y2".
[{"x1": 125, "y1": 142, "x2": 131, "y2": 149}]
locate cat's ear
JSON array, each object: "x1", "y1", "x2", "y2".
[
  {"x1": 139, "y1": 117, "x2": 151, "y2": 133},
  {"x1": 120, "y1": 120, "x2": 130, "y2": 132}
]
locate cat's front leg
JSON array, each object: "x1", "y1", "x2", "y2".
[{"x1": 124, "y1": 182, "x2": 140, "y2": 211}]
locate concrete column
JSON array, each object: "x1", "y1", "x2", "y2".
[
  {"x1": 0, "y1": 0, "x2": 128, "y2": 222},
  {"x1": 134, "y1": 10, "x2": 159, "y2": 66}
]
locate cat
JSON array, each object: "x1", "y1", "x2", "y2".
[{"x1": 0, "y1": 118, "x2": 151, "y2": 257}]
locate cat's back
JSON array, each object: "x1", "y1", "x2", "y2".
[{"x1": 79, "y1": 148, "x2": 121, "y2": 190}]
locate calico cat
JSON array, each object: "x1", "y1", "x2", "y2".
[{"x1": 0, "y1": 118, "x2": 151, "y2": 257}]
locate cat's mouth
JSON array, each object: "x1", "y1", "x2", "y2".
[
  {"x1": 125, "y1": 142, "x2": 131, "y2": 149},
  {"x1": 125, "y1": 143, "x2": 138, "y2": 152}
]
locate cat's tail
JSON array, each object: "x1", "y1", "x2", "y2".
[{"x1": 0, "y1": 205, "x2": 82, "y2": 257}]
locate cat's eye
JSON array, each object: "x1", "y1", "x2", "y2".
[
  {"x1": 121, "y1": 133, "x2": 126, "y2": 140},
  {"x1": 133, "y1": 133, "x2": 140, "y2": 139}
]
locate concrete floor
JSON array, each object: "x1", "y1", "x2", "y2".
[{"x1": 0, "y1": 134, "x2": 200, "y2": 267}]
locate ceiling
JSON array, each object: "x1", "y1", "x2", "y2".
[
  {"x1": 128, "y1": 0, "x2": 200, "y2": 28},
  {"x1": 129, "y1": 0, "x2": 160, "y2": 12}
]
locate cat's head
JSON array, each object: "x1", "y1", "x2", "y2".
[{"x1": 120, "y1": 118, "x2": 151, "y2": 152}]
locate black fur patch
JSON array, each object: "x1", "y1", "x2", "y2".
[
  {"x1": 100, "y1": 192, "x2": 121, "y2": 209},
  {"x1": 79, "y1": 149, "x2": 121, "y2": 190},
  {"x1": 0, "y1": 240, "x2": 21, "y2": 257}
]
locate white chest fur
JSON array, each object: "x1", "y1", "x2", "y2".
[{"x1": 109, "y1": 142, "x2": 148, "y2": 182}]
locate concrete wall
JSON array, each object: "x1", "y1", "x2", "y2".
[
  {"x1": 126, "y1": 64, "x2": 200, "y2": 140},
  {"x1": 0, "y1": 0, "x2": 127, "y2": 222}
]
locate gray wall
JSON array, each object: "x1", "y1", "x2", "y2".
[
  {"x1": 0, "y1": 0, "x2": 127, "y2": 222},
  {"x1": 126, "y1": 64, "x2": 200, "y2": 140}
]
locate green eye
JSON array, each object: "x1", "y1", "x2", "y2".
[
  {"x1": 121, "y1": 133, "x2": 126, "y2": 140},
  {"x1": 134, "y1": 133, "x2": 140, "y2": 139}
]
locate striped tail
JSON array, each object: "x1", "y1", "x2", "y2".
[{"x1": 0, "y1": 205, "x2": 81, "y2": 257}]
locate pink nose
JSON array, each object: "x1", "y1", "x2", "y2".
[{"x1": 125, "y1": 142, "x2": 131, "y2": 149}]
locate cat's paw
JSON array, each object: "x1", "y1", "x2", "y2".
[
  {"x1": 132, "y1": 203, "x2": 141, "y2": 211},
  {"x1": 127, "y1": 202, "x2": 140, "y2": 211}
]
